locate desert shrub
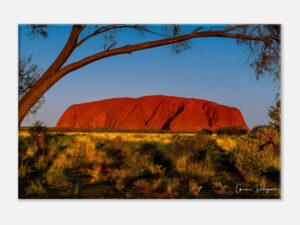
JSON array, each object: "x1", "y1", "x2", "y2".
[
  {"x1": 133, "y1": 179, "x2": 152, "y2": 192},
  {"x1": 193, "y1": 140, "x2": 222, "y2": 161},
  {"x1": 29, "y1": 121, "x2": 48, "y2": 150},
  {"x1": 43, "y1": 135, "x2": 107, "y2": 188},
  {"x1": 216, "y1": 126, "x2": 248, "y2": 136},
  {"x1": 175, "y1": 155, "x2": 215, "y2": 178},
  {"x1": 48, "y1": 135, "x2": 73, "y2": 152},
  {"x1": 19, "y1": 136, "x2": 36, "y2": 166},
  {"x1": 115, "y1": 179, "x2": 125, "y2": 191},
  {"x1": 233, "y1": 147, "x2": 263, "y2": 182},
  {"x1": 233, "y1": 137, "x2": 280, "y2": 183},
  {"x1": 19, "y1": 134, "x2": 53, "y2": 195},
  {"x1": 45, "y1": 169, "x2": 70, "y2": 188},
  {"x1": 155, "y1": 179, "x2": 168, "y2": 193},
  {"x1": 174, "y1": 180, "x2": 190, "y2": 198},
  {"x1": 151, "y1": 149, "x2": 173, "y2": 175},
  {"x1": 109, "y1": 143, "x2": 153, "y2": 180},
  {"x1": 166, "y1": 178, "x2": 180, "y2": 196},
  {"x1": 189, "y1": 180, "x2": 203, "y2": 197},
  {"x1": 106, "y1": 148, "x2": 125, "y2": 168},
  {"x1": 26, "y1": 179, "x2": 46, "y2": 196},
  {"x1": 65, "y1": 166, "x2": 96, "y2": 184},
  {"x1": 19, "y1": 136, "x2": 33, "y2": 153},
  {"x1": 191, "y1": 140, "x2": 235, "y2": 172},
  {"x1": 268, "y1": 100, "x2": 280, "y2": 131},
  {"x1": 139, "y1": 141, "x2": 157, "y2": 151},
  {"x1": 148, "y1": 164, "x2": 166, "y2": 177},
  {"x1": 212, "y1": 181, "x2": 227, "y2": 195},
  {"x1": 250, "y1": 125, "x2": 280, "y2": 155},
  {"x1": 138, "y1": 141, "x2": 174, "y2": 176},
  {"x1": 251, "y1": 125, "x2": 271, "y2": 133},
  {"x1": 250, "y1": 124, "x2": 278, "y2": 139},
  {"x1": 171, "y1": 138, "x2": 223, "y2": 179},
  {"x1": 171, "y1": 133, "x2": 210, "y2": 156},
  {"x1": 197, "y1": 129, "x2": 213, "y2": 135}
]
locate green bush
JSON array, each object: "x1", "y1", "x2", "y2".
[
  {"x1": 19, "y1": 136, "x2": 34, "y2": 154},
  {"x1": 233, "y1": 137, "x2": 280, "y2": 183},
  {"x1": 250, "y1": 125, "x2": 280, "y2": 156},
  {"x1": 174, "y1": 180, "x2": 191, "y2": 198},
  {"x1": 106, "y1": 148, "x2": 125, "y2": 168},
  {"x1": 156, "y1": 180, "x2": 168, "y2": 193},
  {"x1": 138, "y1": 141, "x2": 174, "y2": 176},
  {"x1": 171, "y1": 133, "x2": 210, "y2": 156},
  {"x1": 197, "y1": 129, "x2": 213, "y2": 135},
  {"x1": 191, "y1": 140, "x2": 235, "y2": 172},
  {"x1": 251, "y1": 125, "x2": 272, "y2": 133},
  {"x1": 29, "y1": 121, "x2": 48, "y2": 150},
  {"x1": 216, "y1": 126, "x2": 248, "y2": 136}
]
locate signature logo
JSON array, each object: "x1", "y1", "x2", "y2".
[{"x1": 235, "y1": 184, "x2": 278, "y2": 194}]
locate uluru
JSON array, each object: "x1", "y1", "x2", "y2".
[{"x1": 56, "y1": 95, "x2": 248, "y2": 131}]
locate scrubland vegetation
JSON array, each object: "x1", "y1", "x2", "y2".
[{"x1": 18, "y1": 126, "x2": 280, "y2": 199}]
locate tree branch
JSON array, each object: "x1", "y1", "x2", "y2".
[
  {"x1": 18, "y1": 25, "x2": 84, "y2": 124},
  {"x1": 46, "y1": 25, "x2": 84, "y2": 72},
  {"x1": 76, "y1": 25, "x2": 169, "y2": 47},
  {"x1": 61, "y1": 29, "x2": 280, "y2": 76}
]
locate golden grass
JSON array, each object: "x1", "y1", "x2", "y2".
[
  {"x1": 213, "y1": 136, "x2": 237, "y2": 151},
  {"x1": 19, "y1": 130, "x2": 196, "y2": 144},
  {"x1": 15, "y1": 130, "x2": 235, "y2": 151},
  {"x1": 18, "y1": 129, "x2": 280, "y2": 198},
  {"x1": 175, "y1": 155, "x2": 216, "y2": 177},
  {"x1": 166, "y1": 178, "x2": 180, "y2": 195},
  {"x1": 189, "y1": 180, "x2": 203, "y2": 196}
]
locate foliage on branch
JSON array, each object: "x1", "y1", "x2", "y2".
[
  {"x1": 19, "y1": 56, "x2": 44, "y2": 117},
  {"x1": 268, "y1": 100, "x2": 281, "y2": 131},
  {"x1": 235, "y1": 25, "x2": 280, "y2": 81}
]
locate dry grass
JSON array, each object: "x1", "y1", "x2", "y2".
[
  {"x1": 18, "y1": 128, "x2": 280, "y2": 199},
  {"x1": 175, "y1": 155, "x2": 216, "y2": 178},
  {"x1": 19, "y1": 130, "x2": 196, "y2": 144},
  {"x1": 189, "y1": 180, "x2": 203, "y2": 197},
  {"x1": 214, "y1": 136, "x2": 237, "y2": 151}
]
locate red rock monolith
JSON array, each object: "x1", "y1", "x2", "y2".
[{"x1": 56, "y1": 95, "x2": 248, "y2": 131}]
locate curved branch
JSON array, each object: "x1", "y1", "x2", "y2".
[
  {"x1": 63, "y1": 29, "x2": 279, "y2": 75},
  {"x1": 46, "y1": 25, "x2": 84, "y2": 73},
  {"x1": 18, "y1": 25, "x2": 84, "y2": 124}
]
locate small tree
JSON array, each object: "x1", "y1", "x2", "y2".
[
  {"x1": 268, "y1": 100, "x2": 280, "y2": 131},
  {"x1": 29, "y1": 121, "x2": 47, "y2": 151},
  {"x1": 19, "y1": 56, "x2": 44, "y2": 119}
]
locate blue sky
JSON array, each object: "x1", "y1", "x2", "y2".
[{"x1": 19, "y1": 25, "x2": 279, "y2": 128}]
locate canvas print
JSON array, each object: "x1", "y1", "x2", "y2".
[{"x1": 18, "y1": 24, "x2": 281, "y2": 199}]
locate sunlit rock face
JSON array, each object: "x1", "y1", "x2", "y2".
[{"x1": 56, "y1": 95, "x2": 248, "y2": 131}]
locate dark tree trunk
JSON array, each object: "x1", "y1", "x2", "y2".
[{"x1": 18, "y1": 25, "x2": 83, "y2": 124}]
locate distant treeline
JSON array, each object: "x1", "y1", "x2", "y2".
[
  {"x1": 19, "y1": 125, "x2": 250, "y2": 135},
  {"x1": 19, "y1": 127, "x2": 196, "y2": 134}
]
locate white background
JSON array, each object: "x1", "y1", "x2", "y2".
[{"x1": 0, "y1": 0, "x2": 299, "y2": 224}]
